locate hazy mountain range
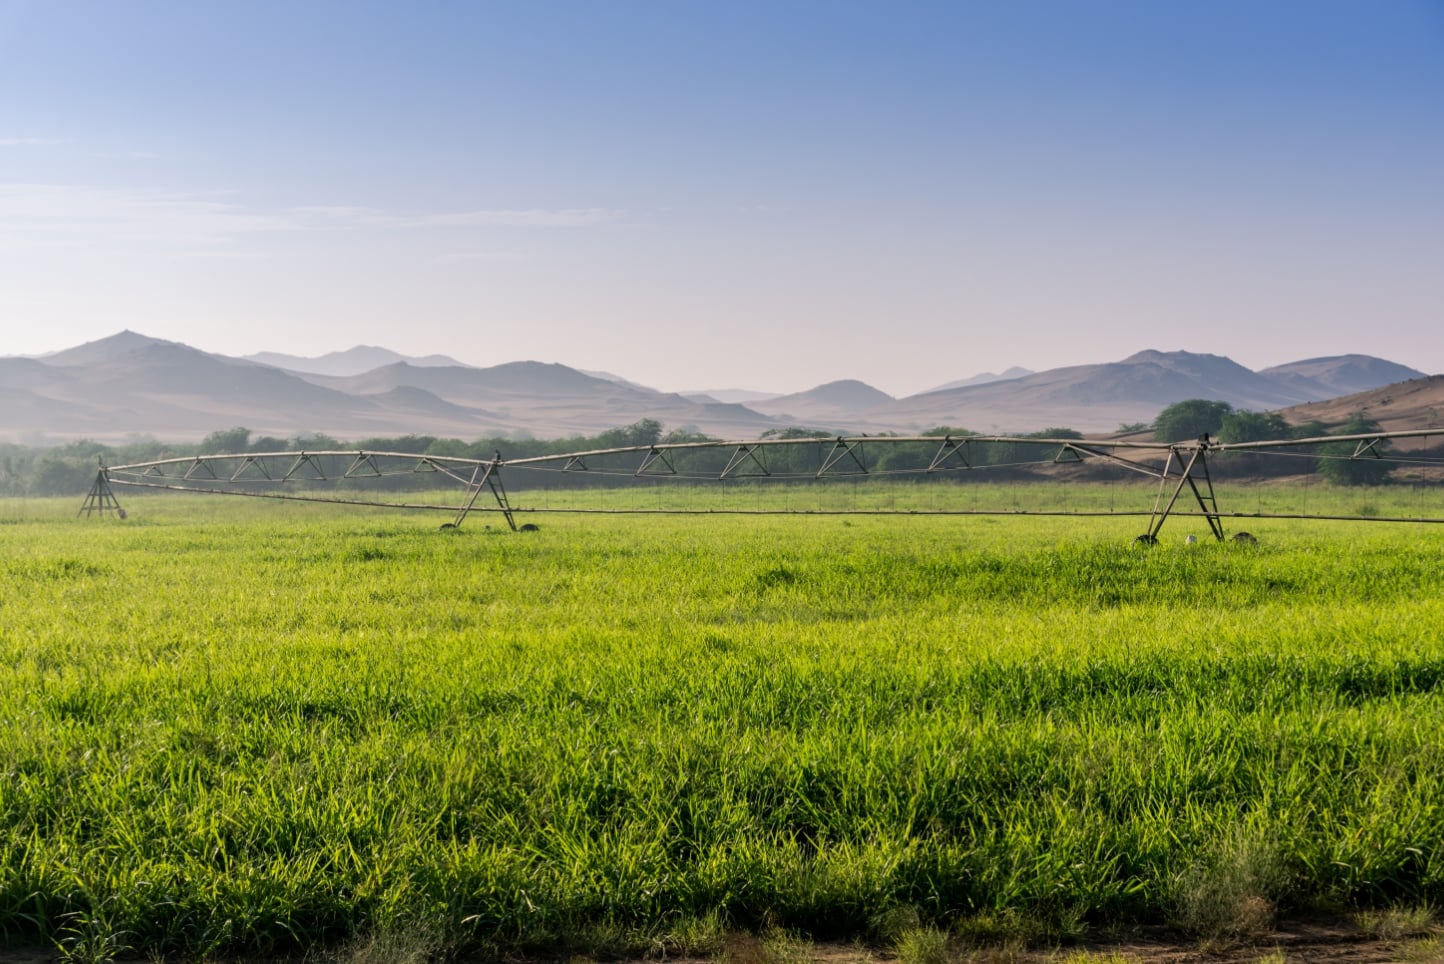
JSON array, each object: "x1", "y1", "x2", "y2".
[
  {"x1": 242, "y1": 346, "x2": 471, "y2": 375},
  {"x1": 0, "y1": 330, "x2": 1433, "y2": 444}
]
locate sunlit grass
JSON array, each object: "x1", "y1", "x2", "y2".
[{"x1": 2, "y1": 488, "x2": 1444, "y2": 957}]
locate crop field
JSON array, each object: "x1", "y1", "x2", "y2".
[{"x1": 3, "y1": 483, "x2": 1444, "y2": 959}]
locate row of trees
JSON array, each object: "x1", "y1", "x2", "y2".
[
  {"x1": 2, "y1": 405, "x2": 1410, "y2": 497},
  {"x1": 0, "y1": 421, "x2": 687, "y2": 498},
  {"x1": 1151, "y1": 398, "x2": 1296, "y2": 445},
  {"x1": 1152, "y1": 399, "x2": 1394, "y2": 485},
  {"x1": 0, "y1": 421, "x2": 1101, "y2": 497}
]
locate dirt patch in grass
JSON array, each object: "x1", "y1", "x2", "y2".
[
  {"x1": 2, "y1": 917, "x2": 1437, "y2": 964},
  {"x1": 639, "y1": 918, "x2": 1436, "y2": 964}
]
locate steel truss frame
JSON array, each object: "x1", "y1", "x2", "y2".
[
  {"x1": 92, "y1": 428, "x2": 1444, "y2": 537},
  {"x1": 80, "y1": 462, "x2": 126, "y2": 519}
]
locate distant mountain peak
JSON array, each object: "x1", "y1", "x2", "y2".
[
  {"x1": 684, "y1": 387, "x2": 783, "y2": 405},
  {"x1": 1122, "y1": 348, "x2": 1235, "y2": 366},
  {"x1": 245, "y1": 345, "x2": 471, "y2": 377},
  {"x1": 43, "y1": 330, "x2": 189, "y2": 366},
  {"x1": 579, "y1": 369, "x2": 659, "y2": 392},
  {"x1": 1260, "y1": 353, "x2": 1423, "y2": 374},
  {"x1": 746, "y1": 379, "x2": 894, "y2": 426},
  {"x1": 924, "y1": 366, "x2": 1034, "y2": 394},
  {"x1": 82, "y1": 329, "x2": 174, "y2": 350},
  {"x1": 1258, "y1": 354, "x2": 1426, "y2": 397},
  {"x1": 786, "y1": 379, "x2": 894, "y2": 404}
]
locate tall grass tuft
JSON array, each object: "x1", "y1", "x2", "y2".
[
  {"x1": 894, "y1": 926, "x2": 950, "y2": 964},
  {"x1": 1173, "y1": 831, "x2": 1285, "y2": 940},
  {"x1": 1355, "y1": 904, "x2": 1436, "y2": 941}
]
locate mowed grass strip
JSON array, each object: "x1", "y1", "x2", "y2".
[{"x1": 0, "y1": 488, "x2": 1442, "y2": 956}]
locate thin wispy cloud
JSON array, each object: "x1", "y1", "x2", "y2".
[
  {"x1": 414, "y1": 208, "x2": 618, "y2": 228},
  {"x1": 434, "y1": 250, "x2": 526, "y2": 265},
  {"x1": 296, "y1": 205, "x2": 621, "y2": 229},
  {"x1": 0, "y1": 136, "x2": 158, "y2": 158},
  {"x1": 292, "y1": 205, "x2": 394, "y2": 225},
  {"x1": 0, "y1": 184, "x2": 295, "y2": 251},
  {"x1": 0, "y1": 186, "x2": 622, "y2": 254}
]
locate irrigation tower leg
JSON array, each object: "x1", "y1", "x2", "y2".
[
  {"x1": 1141, "y1": 440, "x2": 1225, "y2": 543},
  {"x1": 79, "y1": 464, "x2": 126, "y2": 519},
  {"x1": 451, "y1": 459, "x2": 517, "y2": 530}
]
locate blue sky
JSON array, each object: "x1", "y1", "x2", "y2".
[{"x1": 2, "y1": 1, "x2": 1441, "y2": 395}]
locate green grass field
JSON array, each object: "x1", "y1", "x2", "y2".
[{"x1": 3, "y1": 483, "x2": 1444, "y2": 958}]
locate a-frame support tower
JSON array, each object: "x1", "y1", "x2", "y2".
[
  {"x1": 79, "y1": 464, "x2": 127, "y2": 519},
  {"x1": 1137, "y1": 437, "x2": 1224, "y2": 543}
]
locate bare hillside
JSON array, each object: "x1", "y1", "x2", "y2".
[{"x1": 1278, "y1": 375, "x2": 1444, "y2": 437}]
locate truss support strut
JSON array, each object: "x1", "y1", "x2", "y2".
[
  {"x1": 1140, "y1": 438, "x2": 1224, "y2": 543},
  {"x1": 80, "y1": 463, "x2": 126, "y2": 519},
  {"x1": 451, "y1": 458, "x2": 517, "y2": 531}
]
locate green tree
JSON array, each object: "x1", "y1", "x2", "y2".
[
  {"x1": 291, "y1": 432, "x2": 342, "y2": 450},
  {"x1": 29, "y1": 456, "x2": 94, "y2": 495},
  {"x1": 596, "y1": 418, "x2": 663, "y2": 449},
  {"x1": 1217, "y1": 409, "x2": 1292, "y2": 476},
  {"x1": 662, "y1": 427, "x2": 714, "y2": 445},
  {"x1": 1218, "y1": 410, "x2": 1290, "y2": 444},
  {"x1": 200, "y1": 427, "x2": 252, "y2": 455},
  {"x1": 112, "y1": 435, "x2": 168, "y2": 463},
  {"x1": 1154, "y1": 400, "x2": 1232, "y2": 443},
  {"x1": 424, "y1": 438, "x2": 474, "y2": 458},
  {"x1": 1317, "y1": 413, "x2": 1392, "y2": 486},
  {"x1": 355, "y1": 434, "x2": 438, "y2": 454}
]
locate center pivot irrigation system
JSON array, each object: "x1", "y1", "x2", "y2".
[{"x1": 81, "y1": 429, "x2": 1444, "y2": 542}]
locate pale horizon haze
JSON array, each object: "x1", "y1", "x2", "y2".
[{"x1": 2, "y1": 1, "x2": 1441, "y2": 397}]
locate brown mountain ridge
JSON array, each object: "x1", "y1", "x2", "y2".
[{"x1": 0, "y1": 331, "x2": 1433, "y2": 443}]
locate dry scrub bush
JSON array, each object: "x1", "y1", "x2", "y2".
[
  {"x1": 894, "y1": 926, "x2": 951, "y2": 964},
  {"x1": 1397, "y1": 935, "x2": 1444, "y2": 963},
  {"x1": 1354, "y1": 904, "x2": 1436, "y2": 941},
  {"x1": 316, "y1": 929, "x2": 442, "y2": 964},
  {"x1": 869, "y1": 905, "x2": 923, "y2": 942},
  {"x1": 720, "y1": 929, "x2": 817, "y2": 964},
  {"x1": 1172, "y1": 830, "x2": 1284, "y2": 940}
]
